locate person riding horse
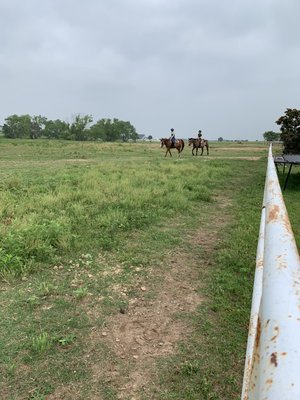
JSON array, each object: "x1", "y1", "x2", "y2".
[
  {"x1": 188, "y1": 129, "x2": 209, "y2": 156},
  {"x1": 169, "y1": 128, "x2": 176, "y2": 147}
]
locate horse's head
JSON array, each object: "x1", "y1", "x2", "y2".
[{"x1": 188, "y1": 138, "x2": 194, "y2": 146}]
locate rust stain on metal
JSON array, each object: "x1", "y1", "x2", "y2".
[
  {"x1": 251, "y1": 317, "x2": 262, "y2": 368},
  {"x1": 271, "y1": 326, "x2": 279, "y2": 341},
  {"x1": 267, "y1": 204, "x2": 280, "y2": 222},
  {"x1": 270, "y1": 352, "x2": 278, "y2": 367},
  {"x1": 276, "y1": 255, "x2": 287, "y2": 269},
  {"x1": 282, "y1": 211, "x2": 293, "y2": 235},
  {"x1": 255, "y1": 317, "x2": 261, "y2": 350}
]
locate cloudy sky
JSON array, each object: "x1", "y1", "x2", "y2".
[{"x1": 0, "y1": 0, "x2": 299, "y2": 140}]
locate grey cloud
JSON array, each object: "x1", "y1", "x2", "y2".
[{"x1": 0, "y1": 0, "x2": 300, "y2": 139}]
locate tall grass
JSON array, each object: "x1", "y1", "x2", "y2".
[{"x1": 0, "y1": 146, "x2": 232, "y2": 278}]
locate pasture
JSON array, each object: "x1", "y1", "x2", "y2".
[{"x1": 0, "y1": 139, "x2": 299, "y2": 400}]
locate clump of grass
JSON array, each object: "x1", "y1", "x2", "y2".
[
  {"x1": 26, "y1": 295, "x2": 40, "y2": 307},
  {"x1": 31, "y1": 332, "x2": 53, "y2": 354},
  {"x1": 0, "y1": 247, "x2": 25, "y2": 281},
  {"x1": 73, "y1": 287, "x2": 88, "y2": 299},
  {"x1": 56, "y1": 333, "x2": 76, "y2": 346},
  {"x1": 38, "y1": 282, "x2": 58, "y2": 296}
]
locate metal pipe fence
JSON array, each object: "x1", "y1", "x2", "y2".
[{"x1": 241, "y1": 145, "x2": 300, "y2": 399}]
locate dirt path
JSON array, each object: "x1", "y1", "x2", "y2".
[
  {"x1": 98, "y1": 258, "x2": 202, "y2": 399},
  {"x1": 85, "y1": 202, "x2": 230, "y2": 399},
  {"x1": 45, "y1": 192, "x2": 231, "y2": 400}
]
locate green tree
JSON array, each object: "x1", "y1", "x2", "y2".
[
  {"x1": 70, "y1": 114, "x2": 93, "y2": 141},
  {"x1": 3, "y1": 115, "x2": 31, "y2": 138},
  {"x1": 30, "y1": 115, "x2": 47, "y2": 139},
  {"x1": 218, "y1": 137, "x2": 224, "y2": 142},
  {"x1": 89, "y1": 118, "x2": 138, "y2": 142},
  {"x1": 89, "y1": 118, "x2": 114, "y2": 141},
  {"x1": 276, "y1": 108, "x2": 300, "y2": 153},
  {"x1": 116, "y1": 119, "x2": 138, "y2": 142},
  {"x1": 263, "y1": 131, "x2": 280, "y2": 142},
  {"x1": 44, "y1": 119, "x2": 70, "y2": 139}
]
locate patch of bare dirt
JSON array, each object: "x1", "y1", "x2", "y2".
[
  {"x1": 46, "y1": 384, "x2": 85, "y2": 400},
  {"x1": 214, "y1": 147, "x2": 266, "y2": 151},
  {"x1": 206, "y1": 156, "x2": 262, "y2": 160},
  {"x1": 89, "y1": 257, "x2": 203, "y2": 399}
]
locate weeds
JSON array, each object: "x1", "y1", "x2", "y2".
[
  {"x1": 0, "y1": 248, "x2": 25, "y2": 280},
  {"x1": 56, "y1": 333, "x2": 76, "y2": 346},
  {"x1": 73, "y1": 287, "x2": 88, "y2": 299},
  {"x1": 31, "y1": 332, "x2": 53, "y2": 353}
]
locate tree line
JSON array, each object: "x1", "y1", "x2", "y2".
[{"x1": 2, "y1": 114, "x2": 139, "y2": 142}]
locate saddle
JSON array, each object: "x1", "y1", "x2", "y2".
[{"x1": 196, "y1": 138, "x2": 204, "y2": 145}]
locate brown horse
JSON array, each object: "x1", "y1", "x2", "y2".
[
  {"x1": 160, "y1": 138, "x2": 185, "y2": 157},
  {"x1": 188, "y1": 138, "x2": 209, "y2": 156}
]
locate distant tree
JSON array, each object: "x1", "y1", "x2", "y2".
[
  {"x1": 2, "y1": 113, "x2": 139, "y2": 143},
  {"x1": 89, "y1": 118, "x2": 138, "y2": 142},
  {"x1": 89, "y1": 118, "x2": 115, "y2": 141},
  {"x1": 30, "y1": 115, "x2": 47, "y2": 139},
  {"x1": 263, "y1": 131, "x2": 280, "y2": 142},
  {"x1": 110, "y1": 119, "x2": 138, "y2": 142},
  {"x1": 276, "y1": 108, "x2": 300, "y2": 153},
  {"x1": 218, "y1": 137, "x2": 223, "y2": 142},
  {"x1": 70, "y1": 114, "x2": 93, "y2": 141},
  {"x1": 44, "y1": 119, "x2": 70, "y2": 139},
  {"x1": 3, "y1": 114, "x2": 31, "y2": 138},
  {"x1": 147, "y1": 135, "x2": 153, "y2": 141}
]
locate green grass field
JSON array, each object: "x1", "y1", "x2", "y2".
[{"x1": 0, "y1": 139, "x2": 299, "y2": 399}]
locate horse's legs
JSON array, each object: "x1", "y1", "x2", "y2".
[
  {"x1": 201, "y1": 147, "x2": 204, "y2": 156},
  {"x1": 166, "y1": 148, "x2": 172, "y2": 157},
  {"x1": 206, "y1": 145, "x2": 209, "y2": 155}
]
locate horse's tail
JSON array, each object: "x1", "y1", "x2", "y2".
[{"x1": 181, "y1": 139, "x2": 185, "y2": 151}]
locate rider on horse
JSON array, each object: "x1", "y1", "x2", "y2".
[
  {"x1": 169, "y1": 128, "x2": 176, "y2": 147},
  {"x1": 198, "y1": 130, "x2": 202, "y2": 140}
]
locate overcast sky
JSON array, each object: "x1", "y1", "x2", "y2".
[{"x1": 1, "y1": 0, "x2": 299, "y2": 140}]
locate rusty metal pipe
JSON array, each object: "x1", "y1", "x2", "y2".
[{"x1": 242, "y1": 145, "x2": 300, "y2": 399}]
